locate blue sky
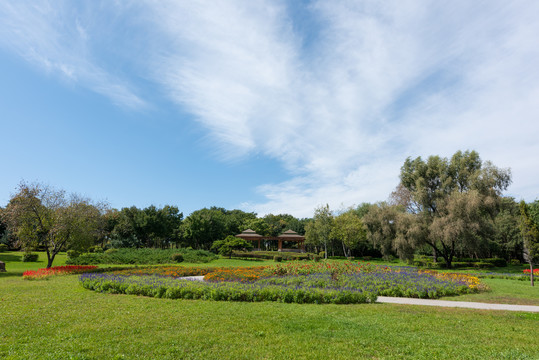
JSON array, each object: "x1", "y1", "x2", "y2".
[{"x1": 1, "y1": 1, "x2": 538, "y2": 218}]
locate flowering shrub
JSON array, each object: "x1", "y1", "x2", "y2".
[
  {"x1": 79, "y1": 261, "x2": 482, "y2": 303},
  {"x1": 204, "y1": 267, "x2": 267, "y2": 282},
  {"x1": 23, "y1": 265, "x2": 98, "y2": 280},
  {"x1": 523, "y1": 269, "x2": 539, "y2": 274}
]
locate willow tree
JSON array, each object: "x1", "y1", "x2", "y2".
[{"x1": 396, "y1": 150, "x2": 511, "y2": 268}]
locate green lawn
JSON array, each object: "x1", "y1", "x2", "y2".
[
  {"x1": 0, "y1": 251, "x2": 69, "y2": 277},
  {"x1": 1, "y1": 274, "x2": 538, "y2": 360},
  {"x1": 1, "y1": 253, "x2": 538, "y2": 359}
]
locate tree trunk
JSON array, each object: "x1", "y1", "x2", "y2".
[
  {"x1": 530, "y1": 262, "x2": 535, "y2": 287},
  {"x1": 46, "y1": 251, "x2": 56, "y2": 269}
]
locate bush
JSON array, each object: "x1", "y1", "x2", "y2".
[
  {"x1": 485, "y1": 258, "x2": 507, "y2": 267},
  {"x1": 67, "y1": 250, "x2": 80, "y2": 259},
  {"x1": 171, "y1": 253, "x2": 184, "y2": 263},
  {"x1": 319, "y1": 251, "x2": 326, "y2": 259},
  {"x1": 313, "y1": 255, "x2": 321, "y2": 262},
  {"x1": 22, "y1": 252, "x2": 39, "y2": 262},
  {"x1": 231, "y1": 251, "x2": 310, "y2": 261},
  {"x1": 510, "y1": 259, "x2": 521, "y2": 266},
  {"x1": 91, "y1": 246, "x2": 104, "y2": 253},
  {"x1": 66, "y1": 248, "x2": 218, "y2": 265},
  {"x1": 362, "y1": 256, "x2": 372, "y2": 261},
  {"x1": 0, "y1": 244, "x2": 8, "y2": 252},
  {"x1": 273, "y1": 255, "x2": 283, "y2": 262}
]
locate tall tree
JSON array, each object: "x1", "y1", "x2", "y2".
[
  {"x1": 305, "y1": 205, "x2": 333, "y2": 258},
  {"x1": 331, "y1": 209, "x2": 367, "y2": 257},
  {"x1": 493, "y1": 197, "x2": 522, "y2": 260},
  {"x1": 363, "y1": 202, "x2": 401, "y2": 259},
  {"x1": 520, "y1": 200, "x2": 539, "y2": 286},
  {"x1": 396, "y1": 150, "x2": 511, "y2": 268}
]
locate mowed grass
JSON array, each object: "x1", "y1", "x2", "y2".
[
  {"x1": 1, "y1": 254, "x2": 538, "y2": 359},
  {"x1": 1, "y1": 275, "x2": 538, "y2": 360},
  {"x1": 0, "y1": 251, "x2": 69, "y2": 277},
  {"x1": 443, "y1": 278, "x2": 539, "y2": 305}
]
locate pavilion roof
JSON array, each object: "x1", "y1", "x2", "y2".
[
  {"x1": 236, "y1": 229, "x2": 263, "y2": 238},
  {"x1": 278, "y1": 229, "x2": 305, "y2": 239}
]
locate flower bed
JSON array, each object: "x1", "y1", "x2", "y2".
[
  {"x1": 523, "y1": 269, "x2": 539, "y2": 275},
  {"x1": 79, "y1": 273, "x2": 375, "y2": 304},
  {"x1": 79, "y1": 261, "x2": 481, "y2": 304},
  {"x1": 23, "y1": 265, "x2": 99, "y2": 280}
]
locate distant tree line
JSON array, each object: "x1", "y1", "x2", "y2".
[
  {"x1": 1, "y1": 150, "x2": 538, "y2": 270},
  {"x1": 0, "y1": 183, "x2": 310, "y2": 267}
]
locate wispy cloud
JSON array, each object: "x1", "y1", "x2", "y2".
[
  {"x1": 0, "y1": 1, "x2": 146, "y2": 109},
  {"x1": 2, "y1": 1, "x2": 538, "y2": 217},
  {"x1": 139, "y1": 1, "x2": 539, "y2": 216}
]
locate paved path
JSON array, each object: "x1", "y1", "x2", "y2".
[
  {"x1": 179, "y1": 276, "x2": 539, "y2": 312},
  {"x1": 377, "y1": 296, "x2": 539, "y2": 312},
  {"x1": 180, "y1": 275, "x2": 205, "y2": 281}
]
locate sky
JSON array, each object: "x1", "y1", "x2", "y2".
[{"x1": 1, "y1": 1, "x2": 538, "y2": 218}]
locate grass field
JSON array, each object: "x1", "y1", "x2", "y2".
[{"x1": 1, "y1": 252, "x2": 538, "y2": 359}]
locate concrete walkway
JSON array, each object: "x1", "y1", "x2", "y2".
[
  {"x1": 377, "y1": 296, "x2": 539, "y2": 312},
  {"x1": 179, "y1": 276, "x2": 538, "y2": 312},
  {"x1": 179, "y1": 275, "x2": 205, "y2": 281}
]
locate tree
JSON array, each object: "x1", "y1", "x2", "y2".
[
  {"x1": 520, "y1": 200, "x2": 539, "y2": 286},
  {"x1": 331, "y1": 209, "x2": 367, "y2": 257},
  {"x1": 493, "y1": 197, "x2": 522, "y2": 260},
  {"x1": 211, "y1": 235, "x2": 253, "y2": 258},
  {"x1": 181, "y1": 208, "x2": 228, "y2": 249},
  {"x1": 305, "y1": 205, "x2": 333, "y2": 258},
  {"x1": 4, "y1": 182, "x2": 105, "y2": 268},
  {"x1": 363, "y1": 202, "x2": 401, "y2": 259},
  {"x1": 396, "y1": 150, "x2": 511, "y2": 268}
]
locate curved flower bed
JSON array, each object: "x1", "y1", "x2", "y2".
[
  {"x1": 79, "y1": 261, "x2": 481, "y2": 304},
  {"x1": 23, "y1": 265, "x2": 98, "y2": 280},
  {"x1": 79, "y1": 273, "x2": 376, "y2": 304}
]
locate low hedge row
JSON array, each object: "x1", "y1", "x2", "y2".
[
  {"x1": 231, "y1": 251, "x2": 311, "y2": 261},
  {"x1": 412, "y1": 257, "x2": 508, "y2": 269},
  {"x1": 66, "y1": 248, "x2": 217, "y2": 265}
]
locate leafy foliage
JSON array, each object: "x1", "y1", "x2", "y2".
[
  {"x1": 66, "y1": 248, "x2": 217, "y2": 265},
  {"x1": 211, "y1": 236, "x2": 253, "y2": 258}
]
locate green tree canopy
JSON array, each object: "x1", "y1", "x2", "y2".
[
  {"x1": 331, "y1": 209, "x2": 367, "y2": 257},
  {"x1": 211, "y1": 235, "x2": 253, "y2": 258},
  {"x1": 305, "y1": 204, "x2": 333, "y2": 258},
  {"x1": 4, "y1": 182, "x2": 105, "y2": 268},
  {"x1": 394, "y1": 150, "x2": 511, "y2": 267},
  {"x1": 520, "y1": 200, "x2": 539, "y2": 286}
]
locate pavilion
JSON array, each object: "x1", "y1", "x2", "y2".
[{"x1": 236, "y1": 229, "x2": 306, "y2": 253}]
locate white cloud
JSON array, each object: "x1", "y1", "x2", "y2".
[
  {"x1": 0, "y1": 1, "x2": 145, "y2": 109},
  {"x1": 140, "y1": 0, "x2": 539, "y2": 217},
  {"x1": 2, "y1": 1, "x2": 538, "y2": 217}
]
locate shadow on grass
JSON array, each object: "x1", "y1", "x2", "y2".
[
  {"x1": 0, "y1": 271, "x2": 23, "y2": 278},
  {"x1": 0, "y1": 254, "x2": 22, "y2": 262}
]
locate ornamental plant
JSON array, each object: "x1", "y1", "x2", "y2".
[
  {"x1": 79, "y1": 261, "x2": 482, "y2": 304},
  {"x1": 23, "y1": 265, "x2": 98, "y2": 280}
]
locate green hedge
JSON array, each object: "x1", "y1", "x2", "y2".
[
  {"x1": 231, "y1": 251, "x2": 311, "y2": 261},
  {"x1": 66, "y1": 248, "x2": 217, "y2": 265}
]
